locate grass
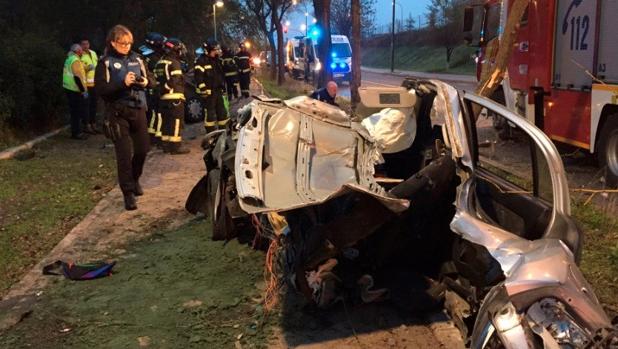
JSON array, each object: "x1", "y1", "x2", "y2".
[
  {"x1": 0, "y1": 219, "x2": 272, "y2": 349},
  {"x1": 256, "y1": 71, "x2": 312, "y2": 100},
  {"x1": 572, "y1": 199, "x2": 618, "y2": 313},
  {"x1": 0, "y1": 132, "x2": 116, "y2": 294},
  {"x1": 362, "y1": 44, "x2": 477, "y2": 75}
]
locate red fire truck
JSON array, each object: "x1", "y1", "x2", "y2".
[{"x1": 464, "y1": 0, "x2": 618, "y2": 185}]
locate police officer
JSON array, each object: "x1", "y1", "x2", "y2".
[
  {"x1": 154, "y1": 38, "x2": 190, "y2": 155},
  {"x1": 234, "y1": 42, "x2": 252, "y2": 98},
  {"x1": 195, "y1": 40, "x2": 228, "y2": 133},
  {"x1": 221, "y1": 46, "x2": 239, "y2": 101},
  {"x1": 95, "y1": 25, "x2": 150, "y2": 211},
  {"x1": 141, "y1": 32, "x2": 167, "y2": 146}
]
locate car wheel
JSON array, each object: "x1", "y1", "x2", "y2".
[
  {"x1": 598, "y1": 116, "x2": 618, "y2": 187},
  {"x1": 185, "y1": 96, "x2": 204, "y2": 124}
]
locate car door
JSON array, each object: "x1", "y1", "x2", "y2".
[{"x1": 452, "y1": 92, "x2": 581, "y2": 259}]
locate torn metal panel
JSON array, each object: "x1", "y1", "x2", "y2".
[{"x1": 235, "y1": 97, "x2": 406, "y2": 214}]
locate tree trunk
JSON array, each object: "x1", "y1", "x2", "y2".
[
  {"x1": 272, "y1": 0, "x2": 286, "y2": 85},
  {"x1": 269, "y1": 28, "x2": 277, "y2": 80},
  {"x1": 313, "y1": 0, "x2": 332, "y2": 87},
  {"x1": 350, "y1": 0, "x2": 361, "y2": 111},
  {"x1": 476, "y1": 0, "x2": 528, "y2": 98}
]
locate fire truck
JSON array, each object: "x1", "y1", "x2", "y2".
[{"x1": 464, "y1": 0, "x2": 618, "y2": 185}]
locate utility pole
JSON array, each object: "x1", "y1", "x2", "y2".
[{"x1": 390, "y1": 0, "x2": 395, "y2": 73}]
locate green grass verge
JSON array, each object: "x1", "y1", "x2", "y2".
[
  {"x1": 0, "y1": 133, "x2": 116, "y2": 293},
  {"x1": 362, "y1": 45, "x2": 477, "y2": 75},
  {"x1": 0, "y1": 219, "x2": 272, "y2": 349},
  {"x1": 573, "y1": 200, "x2": 618, "y2": 313}
]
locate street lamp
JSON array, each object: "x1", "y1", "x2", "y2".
[
  {"x1": 285, "y1": 20, "x2": 291, "y2": 27},
  {"x1": 213, "y1": 0, "x2": 224, "y2": 41},
  {"x1": 390, "y1": 0, "x2": 395, "y2": 72},
  {"x1": 305, "y1": 12, "x2": 309, "y2": 36}
]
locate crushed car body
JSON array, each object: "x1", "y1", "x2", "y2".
[{"x1": 187, "y1": 79, "x2": 618, "y2": 348}]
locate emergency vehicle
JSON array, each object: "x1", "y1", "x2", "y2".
[
  {"x1": 285, "y1": 34, "x2": 352, "y2": 83},
  {"x1": 464, "y1": 0, "x2": 618, "y2": 185}
]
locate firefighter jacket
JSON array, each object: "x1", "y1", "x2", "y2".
[
  {"x1": 153, "y1": 55, "x2": 185, "y2": 101},
  {"x1": 95, "y1": 50, "x2": 149, "y2": 109},
  {"x1": 221, "y1": 51, "x2": 238, "y2": 78},
  {"x1": 194, "y1": 54, "x2": 225, "y2": 96},
  {"x1": 234, "y1": 50, "x2": 252, "y2": 74}
]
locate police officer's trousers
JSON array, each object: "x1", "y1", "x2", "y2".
[
  {"x1": 239, "y1": 72, "x2": 251, "y2": 98},
  {"x1": 225, "y1": 75, "x2": 239, "y2": 100},
  {"x1": 204, "y1": 89, "x2": 228, "y2": 133},
  {"x1": 105, "y1": 105, "x2": 150, "y2": 195},
  {"x1": 160, "y1": 99, "x2": 185, "y2": 146}
]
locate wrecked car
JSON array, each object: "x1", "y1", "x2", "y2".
[{"x1": 187, "y1": 79, "x2": 618, "y2": 348}]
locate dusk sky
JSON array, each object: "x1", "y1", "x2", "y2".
[
  {"x1": 283, "y1": 0, "x2": 432, "y2": 38},
  {"x1": 374, "y1": 0, "x2": 432, "y2": 28}
]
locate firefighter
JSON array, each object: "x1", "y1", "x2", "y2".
[
  {"x1": 221, "y1": 46, "x2": 239, "y2": 101},
  {"x1": 142, "y1": 32, "x2": 167, "y2": 147},
  {"x1": 234, "y1": 42, "x2": 252, "y2": 98},
  {"x1": 195, "y1": 39, "x2": 228, "y2": 133},
  {"x1": 95, "y1": 24, "x2": 150, "y2": 211},
  {"x1": 153, "y1": 38, "x2": 190, "y2": 155}
]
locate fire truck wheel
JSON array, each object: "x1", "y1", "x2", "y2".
[{"x1": 598, "y1": 116, "x2": 618, "y2": 187}]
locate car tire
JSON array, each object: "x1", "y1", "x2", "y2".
[
  {"x1": 598, "y1": 116, "x2": 618, "y2": 187},
  {"x1": 184, "y1": 96, "x2": 204, "y2": 124}
]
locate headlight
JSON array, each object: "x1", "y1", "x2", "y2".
[
  {"x1": 527, "y1": 298, "x2": 593, "y2": 347},
  {"x1": 252, "y1": 57, "x2": 261, "y2": 65},
  {"x1": 315, "y1": 62, "x2": 322, "y2": 71},
  {"x1": 330, "y1": 62, "x2": 337, "y2": 69}
]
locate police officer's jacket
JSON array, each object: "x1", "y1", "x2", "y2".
[
  {"x1": 309, "y1": 88, "x2": 339, "y2": 107},
  {"x1": 221, "y1": 51, "x2": 238, "y2": 78},
  {"x1": 234, "y1": 50, "x2": 252, "y2": 74},
  {"x1": 194, "y1": 54, "x2": 225, "y2": 96},
  {"x1": 153, "y1": 54, "x2": 185, "y2": 101},
  {"x1": 95, "y1": 50, "x2": 149, "y2": 110}
]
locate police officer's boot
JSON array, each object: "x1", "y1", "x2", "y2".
[
  {"x1": 169, "y1": 142, "x2": 191, "y2": 155},
  {"x1": 123, "y1": 192, "x2": 137, "y2": 211}
]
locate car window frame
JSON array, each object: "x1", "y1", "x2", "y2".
[{"x1": 459, "y1": 92, "x2": 571, "y2": 231}]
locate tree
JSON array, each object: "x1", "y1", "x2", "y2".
[
  {"x1": 405, "y1": 13, "x2": 415, "y2": 31},
  {"x1": 425, "y1": 0, "x2": 466, "y2": 67},
  {"x1": 313, "y1": 0, "x2": 332, "y2": 87},
  {"x1": 330, "y1": 0, "x2": 376, "y2": 37},
  {"x1": 350, "y1": 0, "x2": 361, "y2": 110}
]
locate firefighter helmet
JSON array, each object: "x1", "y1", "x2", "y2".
[
  {"x1": 203, "y1": 38, "x2": 220, "y2": 54},
  {"x1": 144, "y1": 32, "x2": 166, "y2": 50},
  {"x1": 164, "y1": 38, "x2": 187, "y2": 58}
]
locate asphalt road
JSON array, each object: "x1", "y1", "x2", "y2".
[{"x1": 337, "y1": 68, "x2": 477, "y2": 98}]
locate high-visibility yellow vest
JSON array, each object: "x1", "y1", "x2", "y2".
[
  {"x1": 80, "y1": 50, "x2": 98, "y2": 87},
  {"x1": 62, "y1": 54, "x2": 80, "y2": 92}
]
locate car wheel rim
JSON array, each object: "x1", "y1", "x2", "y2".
[
  {"x1": 607, "y1": 129, "x2": 618, "y2": 177},
  {"x1": 188, "y1": 100, "x2": 201, "y2": 119}
]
